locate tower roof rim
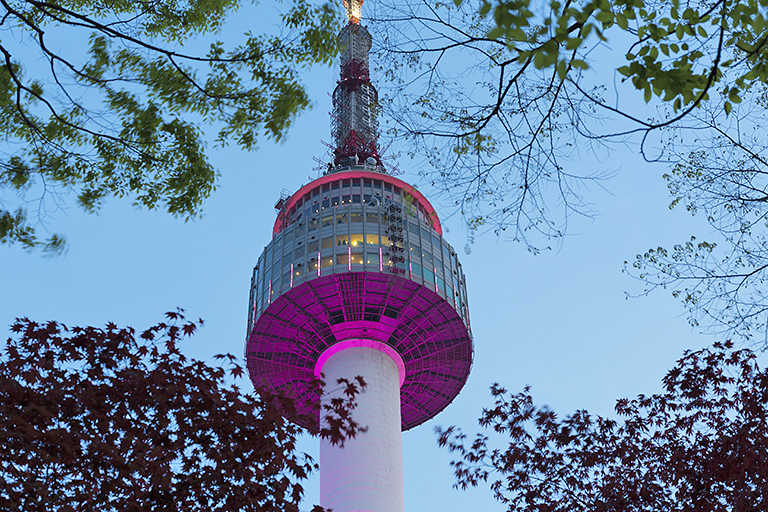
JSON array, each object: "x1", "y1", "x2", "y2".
[{"x1": 272, "y1": 170, "x2": 443, "y2": 236}]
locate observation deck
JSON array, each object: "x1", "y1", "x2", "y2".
[{"x1": 246, "y1": 167, "x2": 472, "y2": 430}]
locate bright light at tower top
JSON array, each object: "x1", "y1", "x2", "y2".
[{"x1": 342, "y1": 0, "x2": 363, "y2": 23}]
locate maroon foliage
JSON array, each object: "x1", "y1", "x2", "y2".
[
  {"x1": 0, "y1": 310, "x2": 362, "y2": 511},
  {"x1": 437, "y1": 341, "x2": 768, "y2": 512}
]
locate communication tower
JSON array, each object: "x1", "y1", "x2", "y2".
[{"x1": 246, "y1": 2, "x2": 472, "y2": 510}]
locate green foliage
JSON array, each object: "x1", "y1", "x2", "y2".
[
  {"x1": 0, "y1": 0, "x2": 342, "y2": 253},
  {"x1": 471, "y1": 0, "x2": 766, "y2": 114}
]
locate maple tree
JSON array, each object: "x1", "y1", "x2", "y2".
[
  {"x1": 437, "y1": 340, "x2": 768, "y2": 511},
  {"x1": 0, "y1": 310, "x2": 363, "y2": 511}
]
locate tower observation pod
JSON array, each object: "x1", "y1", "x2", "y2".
[{"x1": 245, "y1": 3, "x2": 472, "y2": 511}]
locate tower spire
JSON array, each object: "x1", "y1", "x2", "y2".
[
  {"x1": 342, "y1": 0, "x2": 363, "y2": 24},
  {"x1": 331, "y1": 0, "x2": 382, "y2": 170}
]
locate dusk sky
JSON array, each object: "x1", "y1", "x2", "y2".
[{"x1": 0, "y1": 3, "x2": 736, "y2": 510}]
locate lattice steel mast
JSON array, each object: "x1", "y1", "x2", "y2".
[{"x1": 332, "y1": 0, "x2": 381, "y2": 168}]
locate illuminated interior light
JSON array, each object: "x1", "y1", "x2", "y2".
[
  {"x1": 290, "y1": 264, "x2": 294, "y2": 288},
  {"x1": 348, "y1": 246, "x2": 352, "y2": 271},
  {"x1": 317, "y1": 252, "x2": 321, "y2": 277},
  {"x1": 379, "y1": 247, "x2": 383, "y2": 271}
]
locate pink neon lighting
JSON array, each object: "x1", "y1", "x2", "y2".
[
  {"x1": 379, "y1": 247, "x2": 383, "y2": 271},
  {"x1": 314, "y1": 339, "x2": 406, "y2": 386},
  {"x1": 408, "y1": 256, "x2": 413, "y2": 279},
  {"x1": 272, "y1": 170, "x2": 442, "y2": 236},
  {"x1": 268, "y1": 279, "x2": 272, "y2": 304},
  {"x1": 317, "y1": 251, "x2": 321, "y2": 277},
  {"x1": 246, "y1": 272, "x2": 472, "y2": 431},
  {"x1": 290, "y1": 263, "x2": 294, "y2": 288},
  {"x1": 348, "y1": 246, "x2": 352, "y2": 271},
  {"x1": 434, "y1": 267, "x2": 438, "y2": 292}
]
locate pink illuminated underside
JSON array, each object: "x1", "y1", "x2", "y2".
[
  {"x1": 314, "y1": 339, "x2": 406, "y2": 386},
  {"x1": 246, "y1": 271, "x2": 472, "y2": 430}
]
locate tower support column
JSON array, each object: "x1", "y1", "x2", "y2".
[{"x1": 319, "y1": 342, "x2": 404, "y2": 512}]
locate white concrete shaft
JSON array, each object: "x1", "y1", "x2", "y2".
[{"x1": 320, "y1": 344, "x2": 404, "y2": 512}]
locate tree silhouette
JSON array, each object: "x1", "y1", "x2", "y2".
[
  {"x1": 0, "y1": 310, "x2": 363, "y2": 511},
  {"x1": 438, "y1": 341, "x2": 768, "y2": 511}
]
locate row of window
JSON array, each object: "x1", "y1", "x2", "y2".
[
  {"x1": 250, "y1": 254, "x2": 466, "y2": 318},
  {"x1": 280, "y1": 175, "x2": 437, "y2": 234},
  {"x1": 249, "y1": 239, "x2": 469, "y2": 333},
  {"x1": 266, "y1": 208, "x2": 448, "y2": 272},
  {"x1": 262, "y1": 235, "x2": 458, "y2": 284}
]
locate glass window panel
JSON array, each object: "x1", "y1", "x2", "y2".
[
  {"x1": 322, "y1": 215, "x2": 333, "y2": 227},
  {"x1": 337, "y1": 253, "x2": 349, "y2": 265},
  {"x1": 309, "y1": 240, "x2": 319, "y2": 251},
  {"x1": 365, "y1": 234, "x2": 378, "y2": 245},
  {"x1": 412, "y1": 263, "x2": 423, "y2": 280},
  {"x1": 422, "y1": 252, "x2": 433, "y2": 267},
  {"x1": 350, "y1": 233, "x2": 364, "y2": 247},
  {"x1": 331, "y1": 181, "x2": 340, "y2": 189},
  {"x1": 336, "y1": 234, "x2": 349, "y2": 246},
  {"x1": 322, "y1": 184, "x2": 330, "y2": 192},
  {"x1": 351, "y1": 178, "x2": 360, "y2": 186},
  {"x1": 337, "y1": 213, "x2": 348, "y2": 224},
  {"x1": 294, "y1": 246, "x2": 304, "y2": 258},
  {"x1": 342, "y1": 179, "x2": 350, "y2": 187},
  {"x1": 321, "y1": 256, "x2": 334, "y2": 268},
  {"x1": 295, "y1": 263, "x2": 304, "y2": 275},
  {"x1": 309, "y1": 218, "x2": 319, "y2": 230},
  {"x1": 367, "y1": 213, "x2": 379, "y2": 223},
  {"x1": 309, "y1": 258, "x2": 318, "y2": 271},
  {"x1": 384, "y1": 183, "x2": 392, "y2": 191},
  {"x1": 366, "y1": 252, "x2": 378, "y2": 265},
  {"x1": 351, "y1": 252, "x2": 364, "y2": 265},
  {"x1": 381, "y1": 235, "x2": 391, "y2": 247},
  {"x1": 352, "y1": 194, "x2": 361, "y2": 204},
  {"x1": 424, "y1": 268, "x2": 435, "y2": 285},
  {"x1": 364, "y1": 178, "x2": 372, "y2": 186},
  {"x1": 321, "y1": 237, "x2": 333, "y2": 249},
  {"x1": 351, "y1": 212, "x2": 363, "y2": 223},
  {"x1": 331, "y1": 197, "x2": 340, "y2": 207},
  {"x1": 342, "y1": 195, "x2": 351, "y2": 205}
]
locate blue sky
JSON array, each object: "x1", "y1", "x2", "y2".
[{"x1": 0, "y1": 3, "x2": 729, "y2": 510}]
